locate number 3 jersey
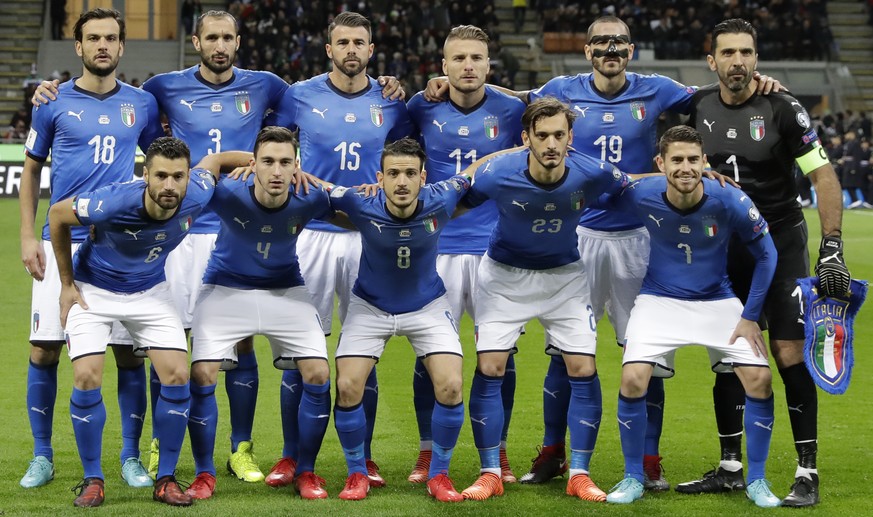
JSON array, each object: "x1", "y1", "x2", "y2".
[
  {"x1": 25, "y1": 80, "x2": 164, "y2": 241},
  {"x1": 70, "y1": 171, "x2": 215, "y2": 293}
]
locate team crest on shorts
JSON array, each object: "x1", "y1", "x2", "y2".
[
  {"x1": 287, "y1": 217, "x2": 302, "y2": 235},
  {"x1": 120, "y1": 104, "x2": 135, "y2": 127},
  {"x1": 32, "y1": 312, "x2": 40, "y2": 333},
  {"x1": 370, "y1": 105, "x2": 384, "y2": 127},
  {"x1": 235, "y1": 92, "x2": 251, "y2": 115},
  {"x1": 630, "y1": 102, "x2": 646, "y2": 122},
  {"x1": 750, "y1": 116, "x2": 765, "y2": 141},
  {"x1": 484, "y1": 116, "x2": 499, "y2": 140}
]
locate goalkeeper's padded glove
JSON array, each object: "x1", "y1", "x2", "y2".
[{"x1": 815, "y1": 236, "x2": 851, "y2": 298}]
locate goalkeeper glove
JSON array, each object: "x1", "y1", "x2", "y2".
[{"x1": 815, "y1": 236, "x2": 851, "y2": 298}]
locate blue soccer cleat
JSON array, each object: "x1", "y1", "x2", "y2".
[
  {"x1": 607, "y1": 476, "x2": 644, "y2": 504},
  {"x1": 122, "y1": 457, "x2": 154, "y2": 487},
  {"x1": 20, "y1": 456, "x2": 54, "y2": 488},
  {"x1": 746, "y1": 478, "x2": 781, "y2": 508}
]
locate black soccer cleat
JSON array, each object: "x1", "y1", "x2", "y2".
[
  {"x1": 518, "y1": 444, "x2": 567, "y2": 484},
  {"x1": 782, "y1": 474, "x2": 819, "y2": 507},
  {"x1": 675, "y1": 467, "x2": 746, "y2": 494}
]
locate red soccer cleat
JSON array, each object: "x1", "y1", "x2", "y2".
[
  {"x1": 427, "y1": 473, "x2": 464, "y2": 502},
  {"x1": 185, "y1": 472, "x2": 216, "y2": 500},
  {"x1": 153, "y1": 475, "x2": 194, "y2": 506},
  {"x1": 339, "y1": 472, "x2": 370, "y2": 501},
  {"x1": 265, "y1": 457, "x2": 297, "y2": 487},
  {"x1": 294, "y1": 471, "x2": 328, "y2": 500},
  {"x1": 366, "y1": 459, "x2": 386, "y2": 488},
  {"x1": 408, "y1": 450, "x2": 432, "y2": 483},
  {"x1": 461, "y1": 472, "x2": 504, "y2": 501},
  {"x1": 72, "y1": 478, "x2": 105, "y2": 507},
  {"x1": 566, "y1": 473, "x2": 607, "y2": 502},
  {"x1": 500, "y1": 448, "x2": 517, "y2": 483}
]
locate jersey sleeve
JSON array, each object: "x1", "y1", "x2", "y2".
[
  {"x1": 462, "y1": 159, "x2": 499, "y2": 208},
  {"x1": 728, "y1": 187, "x2": 770, "y2": 244},
  {"x1": 327, "y1": 185, "x2": 362, "y2": 215},
  {"x1": 306, "y1": 185, "x2": 335, "y2": 221},
  {"x1": 24, "y1": 103, "x2": 55, "y2": 161},
  {"x1": 137, "y1": 91, "x2": 166, "y2": 152},
  {"x1": 72, "y1": 185, "x2": 113, "y2": 226},
  {"x1": 263, "y1": 85, "x2": 300, "y2": 130},
  {"x1": 386, "y1": 100, "x2": 414, "y2": 141},
  {"x1": 188, "y1": 169, "x2": 217, "y2": 208},
  {"x1": 433, "y1": 175, "x2": 472, "y2": 214},
  {"x1": 774, "y1": 95, "x2": 829, "y2": 175},
  {"x1": 653, "y1": 74, "x2": 696, "y2": 115},
  {"x1": 528, "y1": 76, "x2": 566, "y2": 102},
  {"x1": 726, "y1": 187, "x2": 776, "y2": 321},
  {"x1": 263, "y1": 71, "x2": 291, "y2": 109}
]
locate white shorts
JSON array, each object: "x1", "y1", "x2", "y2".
[
  {"x1": 623, "y1": 294, "x2": 771, "y2": 377},
  {"x1": 336, "y1": 293, "x2": 462, "y2": 360},
  {"x1": 436, "y1": 253, "x2": 482, "y2": 321},
  {"x1": 191, "y1": 285, "x2": 327, "y2": 369},
  {"x1": 31, "y1": 241, "x2": 132, "y2": 345},
  {"x1": 65, "y1": 281, "x2": 187, "y2": 360},
  {"x1": 577, "y1": 226, "x2": 649, "y2": 345},
  {"x1": 165, "y1": 233, "x2": 217, "y2": 328},
  {"x1": 475, "y1": 255, "x2": 596, "y2": 355},
  {"x1": 297, "y1": 229, "x2": 361, "y2": 334}
]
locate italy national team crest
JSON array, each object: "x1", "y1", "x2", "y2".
[
  {"x1": 423, "y1": 216, "x2": 438, "y2": 233},
  {"x1": 702, "y1": 215, "x2": 718, "y2": 237},
  {"x1": 120, "y1": 104, "x2": 135, "y2": 127},
  {"x1": 750, "y1": 116, "x2": 765, "y2": 141},
  {"x1": 370, "y1": 105, "x2": 384, "y2": 127},
  {"x1": 180, "y1": 216, "x2": 192, "y2": 231},
  {"x1": 288, "y1": 217, "x2": 302, "y2": 235},
  {"x1": 630, "y1": 102, "x2": 646, "y2": 122},
  {"x1": 484, "y1": 116, "x2": 499, "y2": 140},
  {"x1": 570, "y1": 191, "x2": 585, "y2": 210},
  {"x1": 235, "y1": 92, "x2": 251, "y2": 115}
]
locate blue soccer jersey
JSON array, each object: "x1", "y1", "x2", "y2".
[
  {"x1": 25, "y1": 80, "x2": 164, "y2": 241},
  {"x1": 530, "y1": 72, "x2": 695, "y2": 231},
  {"x1": 266, "y1": 74, "x2": 413, "y2": 232},
  {"x1": 71, "y1": 170, "x2": 216, "y2": 293},
  {"x1": 142, "y1": 66, "x2": 289, "y2": 234},
  {"x1": 203, "y1": 177, "x2": 333, "y2": 289},
  {"x1": 611, "y1": 177, "x2": 776, "y2": 320},
  {"x1": 328, "y1": 176, "x2": 471, "y2": 314},
  {"x1": 463, "y1": 149, "x2": 630, "y2": 270},
  {"x1": 408, "y1": 86, "x2": 525, "y2": 255}
]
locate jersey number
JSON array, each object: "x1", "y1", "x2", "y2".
[
  {"x1": 257, "y1": 242, "x2": 271, "y2": 260},
  {"x1": 532, "y1": 219, "x2": 562, "y2": 233},
  {"x1": 594, "y1": 135, "x2": 623, "y2": 163},
  {"x1": 144, "y1": 246, "x2": 163, "y2": 263},
  {"x1": 449, "y1": 148, "x2": 478, "y2": 175},
  {"x1": 334, "y1": 141, "x2": 361, "y2": 171},
  {"x1": 397, "y1": 246, "x2": 411, "y2": 269},
  {"x1": 207, "y1": 128, "x2": 222, "y2": 154},
  {"x1": 726, "y1": 154, "x2": 739, "y2": 182},
  {"x1": 677, "y1": 243, "x2": 692, "y2": 264},
  {"x1": 88, "y1": 135, "x2": 116, "y2": 164}
]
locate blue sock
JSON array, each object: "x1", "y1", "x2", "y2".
[
  {"x1": 296, "y1": 381, "x2": 331, "y2": 473},
  {"x1": 501, "y1": 354, "x2": 517, "y2": 442},
  {"x1": 149, "y1": 363, "x2": 161, "y2": 440},
  {"x1": 334, "y1": 403, "x2": 367, "y2": 475},
  {"x1": 117, "y1": 364, "x2": 147, "y2": 463},
  {"x1": 188, "y1": 382, "x2": 217, "y2": 476},
  {"x1": 618, "y1": 393, "x2": 647, "y2": 483},
  {"x1": 744, "y1": 394, "x2": 775, "y2": 483},
  {"x1": 412, "y1": 357, "x2": 434, "y2": 445},
  {"x1": 543, "y1": 355, "x2": 570, "y2": 446},
  {"x1": 644, "y1": 376, "x2": 665, "y2": 456},
  {"x1": 71, "y1": 387, "x2": 106, "y2": 480},
  {"x1": 363, "y1": 366, "x2": 378, "y2": 459},
  {"x1": 155, "y1": 383, "x2": 190, "y2": 479},
  {"x1": 568, "y1": 374, "x2": 602, "y2": 473},
  {"x1": 469, "y1": 371, "x2": 503, "y2": 470},
  {"x1": 429, "y1": 401, "x2": 464, "y2": 478},
  {"x1": 279, "y1": 369, "x2": 302, "y2": 459},
  {"x1": 27, "y1": 361, "x2": 57, "y2": 461},
  {"x1": 226, "y1": 350, "x2": 258, "y2": 452}
]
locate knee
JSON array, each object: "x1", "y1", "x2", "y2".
[
  {"x1": 30, "y1": 344, "x2": 62, "y2": 365},
  {"x1": 161, "y1": 365, "x2": 190, "y2": 385},
  {"x1": 742, "y1": 367, "x2": 773, "y2": 398},
  {"x1": 476, "y1": 356, "x2": 506, "y2": 377},
  {"x1": 434, "y1": 375, "x2": 463, "y2": 405},
  {"x1": 300, "y1": 360, "x2": 330, "y2": 385},
  {"x1": 335, "y1": 375, "x2": 363, "y2": 406},
  {"x1": 73, "y1": 365, "x2": 103, "y2": 391},
  {"x1": 191, "y1": 362, "x2": 218, "y2": 386}
]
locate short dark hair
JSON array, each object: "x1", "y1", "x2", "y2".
[
  {"x1": 658, "y1": 125, "x2": 704, "y2": 156},
  {"x1": 522, "y1": 97, "x2": 576, "y2": 133},
  {"x1": 254, "y1": 126, "x2": 298, "y2": 157},
  {"x1": 74, "y1": 8, "x2": 125, "y2": 43},
  {"x1": 145, "y1": 137, "x2": 191, "y2": 168},
  {"x1": 194, "y1": 10, "x2": 238, "y2": 38},
  {"x1": 587, "y1": 16, "x2": 631, "y2": 41},
  {"x1": 711, "y1": 18, "x2": 757, "y2": 53},
  {"x1": 381, "y1": 138, "x2": 427, "y2": 171},
  {"x1": 328, "y1": 11, "x2": 372, "y2": 43}
]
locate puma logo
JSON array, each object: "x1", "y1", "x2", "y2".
[
  {"x1": 432, "y1": 119, "x2": 446, "y2": 132},
  {"x1": 573, "y1": 106, "x2": 589, "y2": 117},
  {"x1": 124, "y1": 229, "x2": 142, "y2": 240},
  {"x1": 233, "y1": 217, "x2": 249, "y2": 229},
  {"x1": 511, "y1": 200, "x2": 528, "y2": 210},
  {"x1": 180, "y1": 99, "x2": 196, "y2": 111},
  {"x1": 72, "y1": 414, "x2": 92, "y2": 423},
  {"x1": 704, "y1": 119, "x2": 715, "y2": 132},
  {"x1": 67, "y1": 110, "x2": 84, "y2": 121},
  {"x1": 648, "y1": 214, "x2": 663, "y2": 227},
  {"x1": 312, "y1": 107, "x2": 328, "y2": 118}
]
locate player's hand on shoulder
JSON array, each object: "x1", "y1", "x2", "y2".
[
  {"x1": 752, "y1": 72, "x2": 787, "y2": 95},
  {"x1": 354, "y1": 183, "x2": 381, "y2": 197},
  {"x1": 815, "y1": 236, "x2": 851, "y2": 298},
  {"x1": 424, "y1": 76, "x2": 450, "y2": 102},
  {"x1": 227, "y1": 164, "x2": 254, "y2": 182},
  {"x1": 20, "y1": 234, "x2": 46, "y2": 281},
  {"x1": 702, "y1": 168, "x2": 740, "y2": 188},
  {"x1": 31, "y1": 79, "x2": 60, "y2": 107},
  {"x1": 730, "y1": 318, "x2": 767, "y2": 358},
  {"x1": 378, "y1": 76, "x2": 405, "y2": 101}
]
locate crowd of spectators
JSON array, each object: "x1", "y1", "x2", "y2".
[{"x1": 811, "y1": 110, "x2": 873, "y2": 208}]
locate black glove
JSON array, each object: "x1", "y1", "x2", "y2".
[{"x1": 815, "y1": 236, "x2": 851, "y2": 298}]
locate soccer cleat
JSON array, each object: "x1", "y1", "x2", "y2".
[
  {"x1": 426, "y1": 474, "x2": 463, "y2": 502},
  {"x1": 643, "y1": 455, "x2": 669, "y2": 491},
  {"x1": 500, "y1": 448, "x2": 517, "y2": 483},
  {"x1": 153, "y1": 475, "x2": 194, "y2": 506},
  {"x1": 606, "y1": 476, "x2": 645, "y2": 504},
  {"x1": 746, "y1": 478, "x2": 781, "y2": 508},
  {"x1": 227, "y1": 441, "x2": 265, "y2": 482},
  {"x1": 461, "y1": 472, "x2": 504, "y2": 501},
  {"x1": 147, "y1": 438, "x2": 160, "y2": 480},
  {"x1": 265, "y1": 457, "x2": 297, "y2": 487},
  {"x1": 781, "y1": 474, "x2": 819, "y2": 507},
  {"x1": 675, "y1": 466, "x2": 746, "y2": 494},
  {"x1": 20, "y1": 456, "x2": 54, "y2": 488},
  {"x1": 519, "y1": 444, "x2": 568, "y2": 484},
  {"x1": 366, "y1": 459, "x2": 386, "y2": 487},
  {"x1": 72, "y1": 478, "x2": 105, "y2": 507},
  {"x1": 185, "y1": 472, "x2": 216, "y2": 500},
  {"x1": 407, "y1": 450, "x2": 431, "y2": 483},
  {"x1": 338, "y1": 472, "x2": 370, "y2": 501},
  {"x1": 121, "y1": 457, "x2": 154, "y2": 487},
  {"x1": 294, "y1": 471, "x2": 328, "y2": 500},
  {"x1": 566, "y1": 473, "x2": 607, "y2": 502}
]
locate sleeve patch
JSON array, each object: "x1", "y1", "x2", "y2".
[
  {"x1": 25, "y1": 128, "x2": 37, "y2": 150},
  {"x1": 75, "y1": 197, "x2": 90, "y2": 218}
]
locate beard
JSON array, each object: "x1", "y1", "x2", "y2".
[
  {"x1": 201, "y1": 50, "x2": 235, "y2": 75},
  {"x1": 333, "y1": 56, "x2": 366, "y2": 78},
  {"x1": 82, "y1": 55, "x2": 118, "y2": 78},
  {"x1": 721, "y1": 67, "x2": 753, "y2": 92},
  {"x1": 148, "y1": 188, "x2": 181, "y2": 210}
]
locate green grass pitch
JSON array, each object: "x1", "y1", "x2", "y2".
[{"x1": 1, "y1": 199, "x2": 871, "y2": 515}]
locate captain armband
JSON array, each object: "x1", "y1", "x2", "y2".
[{"x1": 795, "y1": 141, "x2": 830, "y2": 175}]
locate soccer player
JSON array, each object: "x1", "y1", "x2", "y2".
[
  {"x1": 18, "y1": 8, "x2": 163, "y2": 489},
  {"x1": 460, "y1": 98, "x2": 631, "y2": 502},
  {"x1": 328, "y1": 138, "x2": 469, "y2": 502},
  {"x1": 679, "y1": 19, "x2": 849, "y2": 507},
  {"x1": 265, "y1": 10, "x2": 413, "y2": 487},
  {"x1": 184, "y1": 127, "x2": 332, "y2": 500},
  {"x1": 600, "y1": 125, "x2": 780, "y2": 508},
  {"x1": 48, "y1": 137, "x2": 213, "y2": 507},
  {"x1": 405, "y1": 24, "x2": 525, "y2": 484}
]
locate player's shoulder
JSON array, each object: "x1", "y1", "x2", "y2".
[
  {"x1": 288, "y1": 73, "x2": 328, "y2": 94},
  {"x1": 143, "y1": 66, "x2": 195, "y2": 88},
  {"x1": 484, "y1": 85, "x2": 525, "y2": 106},
  {"x1": 628, "y1": 72, "x2": 694, "y2": 93},
  {"x1": 703, "y1": 179, "x2": 745, "y2": 205},
  {"x1": 692, "y1": 83, "x2": 720, "y2": 100},
  {"x1": 406, "y1": 91, "x2": 430, "y2": 115},
  {"x1": 543, "y1": 73, "x2": 587, "y2": 90},
  {"x1": 117, "y1": 81, "x2": 157, "y2": 103}
]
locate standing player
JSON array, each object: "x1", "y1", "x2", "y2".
[
  {"x1": 18, "y1": 8, "x2": 163, "y2": 489},
  {"x1": 679, "y1": 19, "x2": 849, "y2": 507},
  {"x1": 601, "y1": 126, "x2": 780, "y2": 508},
  {"x1": 328, "y1": 138, "x2": 469, "y2": 502},
  {"x1": 460, "y1": 98, "x2": 631, "y2": 502},
  {"x1": 185, "y1": 127, "x2": 333, "y2": 500},
  {"x1": 405, "y1": 24, "x2": 525, "y2": 484},
  {"x1": 266, "y1": 10, "x2": 412, "y2": 487},
  {"x1": 48, "y1": 137, "x2": 212, "y2": 507}
]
